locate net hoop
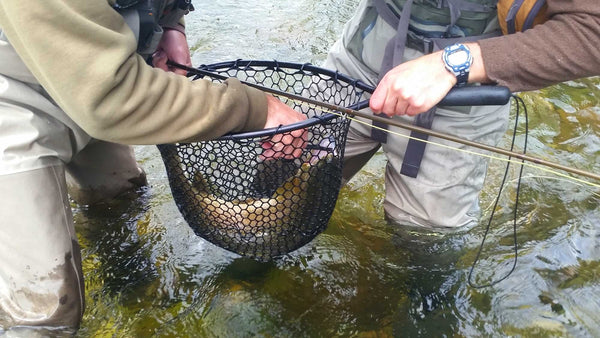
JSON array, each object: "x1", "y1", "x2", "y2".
[
  {"x1": 191, "y1": 59, "x2": 375, "y2": 141},
  {"x1": 158, "y1": 60, "x2": 374, "y2": 261}
]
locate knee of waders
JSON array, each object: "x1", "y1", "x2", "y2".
[
  {"x1": 66, "y1": 142, "x2": 148, "y2": 205},
  {"x1": 0, "y1": 252, "x2": 85, "y2": 332},
  {"x1": 66, "y1": 166, "x2": 148, "y2": 205},
  {"x1": 0, "y1": 167, "x2": 85, "y2": 332}
]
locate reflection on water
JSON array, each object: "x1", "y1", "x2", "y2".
[{"x1": 74, "y1": 1, "x2": 600, "y2": 336}]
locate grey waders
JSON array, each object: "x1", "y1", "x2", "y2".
[
  {"x1": 0, "y1": 30, "x2": 146, "y2": 332},
  {"x1": 324, "y1": 0, "x2": 510, "y2": 229}
]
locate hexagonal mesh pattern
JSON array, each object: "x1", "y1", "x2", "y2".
[{"x1": 157, "y1": 60, "x2": 372, "y2": 261}]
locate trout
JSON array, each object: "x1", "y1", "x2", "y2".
[{"x1": 166, "y1": 140, "x2": 337, "y2": 260}]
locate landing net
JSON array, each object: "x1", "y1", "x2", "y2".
[{"x1": 157, "y1": 60, "x2": 373, "y2": 261}]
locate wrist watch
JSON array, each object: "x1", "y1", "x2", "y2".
[{"x1": 442, "y1": 44, "x2": 472, "y2": 86}]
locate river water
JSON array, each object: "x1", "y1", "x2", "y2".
[{"x1": 75, "y1": 1, "x2": 600, "y2": 336}]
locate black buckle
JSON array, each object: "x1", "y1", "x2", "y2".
[
  {"x1": 113, "y1": 0, "x2": 140, "y2": 9},
  {"x1": 406, "y1": 31, "x2": 434, "y2": 54},
  {"x1": 177, "y1": 0, "x2": 194, "y2": 11}
]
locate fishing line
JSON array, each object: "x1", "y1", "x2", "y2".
[
  {"x1": 285, "y1": 96, "x2": 600, "y2": 189},
  {"x1": 497, "y1": 175, "x2": 600, "y2": 200},
  {"x1": 467, "y1": 94, "x2": 527, "y2": 288}
]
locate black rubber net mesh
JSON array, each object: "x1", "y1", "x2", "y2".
[{"x1": 157, "y1": 60, "x2": 370, "y2": 261}]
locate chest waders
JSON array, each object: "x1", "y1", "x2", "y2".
[
  {"x1": 370, "y1": 0, "x2": 499, "y2": 178},
  {"x1": 113, "y1": 0, "x2": 194, "y2": 55}
]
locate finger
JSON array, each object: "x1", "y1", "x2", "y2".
[
  {"x1": 261, "y1": 148, "x2": 277, "y2": 160},
  {"x1": 170, "y1": 67, "x2": 189, "y2": 76},
  {"x1": 269, "y1": 129, "x2": 284, "y2": 143},
  {"x1": 381, "y1": 95, "x2": 400, "y2": 117},
  {"x1": 152, "y1": 52, "x2": 168, "y2": 72},
  {"x1": 278, "y1": 133, "x2": 296, "y2": 155},
  {"x1": 289, "y1": 130, "x2": 308, "y2": 159},
  {"x1": 261, "y1": 140, "x2": 274, "y2": 150},
  {"x1": 395, "y1": 99, "x2": 410, "y2": 116},
  {"x1": 369, "y1": 85, "x2": 388, "y2": 113},
  {"x1": 281, "y1": 138, "x2": 301, "y2": 158},
  {"x1": 268, "y1": 136, "x2": 284, "y2": 154},
  {"x1": 282, "y1": 147, "x2": 303, "y2": 159},
  {"x1": 262, "y1": 124, "x2": 308, "y2": 160},
  {"x1": 169, "y1": 56, "x2": 192, "y2": 76},
  {"x1": 275, "y1": 131, "x2": 306, "y2": 159},
  {"x1": 405, "y1": 106, "x2": 421, "y2": 116},
  {"x1": 260, "y1": 140, "x2": 282, "y2": 160},
  {"x1": 289, "y1": 128, "x2": 306, "y2": 143},
  {"x1": 287, "y1": 129, "x2": 307, "y2": 148}
]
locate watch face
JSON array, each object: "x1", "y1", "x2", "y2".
[
  {"x1": 443, "y1": 44, "x2": 472, "y2": 81},
  {"x1": 447, "y1": 50, "x2": 468, "y2": 66}
]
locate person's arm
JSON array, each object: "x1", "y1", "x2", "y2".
[
  {"x1": 370, "y1": 0, "x2": 600, "y2": 117},
  {"x1": 0, "y1": 0, "x2": 304, "y2": 146},
  {"x1": 150, "y1": 18, "x2": 306, "y2": 158}
]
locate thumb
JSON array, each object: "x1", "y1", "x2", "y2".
[{"x1": 152, "y1": 50, "x2": 168, "y2": 72}]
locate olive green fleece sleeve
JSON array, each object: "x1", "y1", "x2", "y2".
[
  {"x1": 478, "y1": 0, "x2": 600, "y2": 92},
  {"x1": 0, "y1": 0, "x2": 268, "y2": 145}
]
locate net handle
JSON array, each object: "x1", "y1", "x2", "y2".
[{"x1": 353, "y1": 86, "x2": 511, "y2": 109}]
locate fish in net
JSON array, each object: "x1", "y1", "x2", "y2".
[{"x1": 157, "y1": 60, "x2": 374, "y2": 261}]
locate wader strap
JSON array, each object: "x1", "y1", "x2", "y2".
[
  {"x1": 372, "y1": 0, "x2": 436, "y2": 178},
  {"x1": 370, "y1": 0, "x2": 414, "y2": 144},
  {"x1": 370, "y1": 113, "x2": 390, "y2": 143},
  {"x1": 373, "y1": 0, "x2": 400, "y2": 28},
  {"x1": 159, "y1": 0, "x2": 195, "y2": 30},
  {"x1": 505, "y1": 0, "x2": 526, "y2": 33},
  {"x1": 379, "y1": 0, "x2": 413, "y2": 76},
  {"x1": 430, "y1": 31, "x2": 501, "y2": 51},
  {"x1": 400, "y1": 107, "x2": 436, "y2": 178}
]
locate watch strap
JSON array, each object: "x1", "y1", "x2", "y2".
[{"x1": 456, "y1": 71, "x2": 469, "y2": 86}]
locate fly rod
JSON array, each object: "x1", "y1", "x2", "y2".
[{"x1": 167, "y1": 60, "x2": 600, "y2": 182}]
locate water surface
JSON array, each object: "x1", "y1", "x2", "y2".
[{"x1": 75, "y1": 1, "x2": 600, "y2": 336}]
